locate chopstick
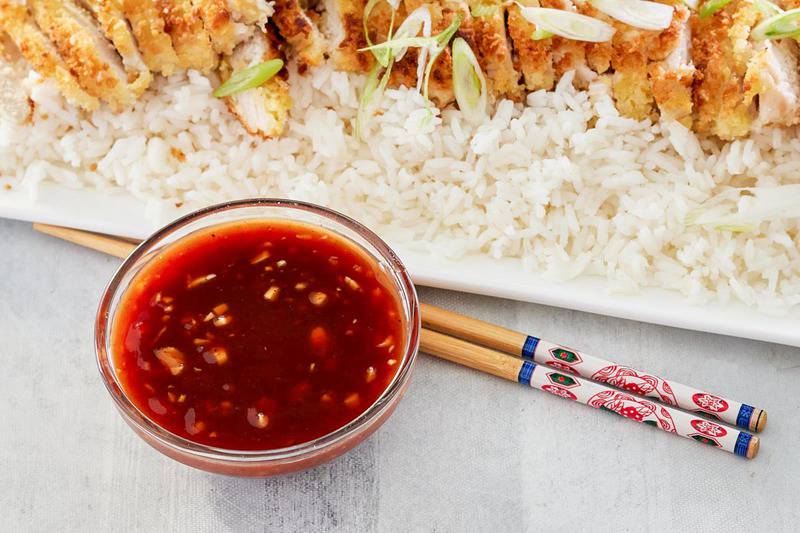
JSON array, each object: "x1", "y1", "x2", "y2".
[
  {"x1": 421, "y1": 328, "x2": 759, "y2": 459},
  {"x1": 33, "y1": 223, "x2": 137, "y2": 259},
  {"x1": 421, "y1": 303, "x2": 767, "y2": 434},
  {"x1": 32, "y1": 222, "x2": 764, "y2": 458}
]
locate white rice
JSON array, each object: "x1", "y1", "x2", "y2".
[{"x1": 1, "y1": 63, "x2": 799, "y2": 313}]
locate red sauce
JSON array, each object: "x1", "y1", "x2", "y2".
[{"x1": 112, "y1": 221, "x2": 404, "y2": 451}]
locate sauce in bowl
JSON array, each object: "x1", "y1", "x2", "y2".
[{"x1": 111, "y1": 220, "x2": 404, "y2": 451}]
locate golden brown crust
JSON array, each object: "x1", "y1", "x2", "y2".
[
  {"x1": 691, "y1": 3, "x2": 759, "y2": 139},
  {"x1": 221, "y1": 26, "x2": 291, "y2": 138},
  {"x1": 121, "y1": 0, "x2": 181, "y2": 75},
  {"x1": 158, "y1": 0, "x2": 218, "y2": 72},
  {"x1": 194, "y1": 0, "x2": 239, "y2": 55},
  {"x1": 463, "y1": 0, "x2": 521, "y2": 101},
  {"x1": 506, "y1": 0, "x2": 555, "y2": 91},
  {"x1": 272, "y1": 0, "x2": 327, "y2": 74},
  {"x1": 30, "y1": 0, "x2": 139, "y2": 109},
  {"x1": 80, "y1": 0, "x2": 152, "y2": 99},
  {"x1": 0, "y1": 1, "x2": 98, "y2": 110}
]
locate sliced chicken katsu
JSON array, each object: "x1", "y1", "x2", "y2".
[
  {"x1": 158, "y1": 0, "x2": 218, "y2": 72},
  {"x1": 221, "y1": 26, "x2": 291, "y2": 138},
  {"x1": 272, "y1": 0, "x2": 327, "y2": 74},
  {"x1": 649, "y1": 1, "x2": 694, "y2": 126},
  {"x1": 0, "y1": 1, "x2": 98, "y2": 110},
  {"x1": 193, "y1": 0, "x2": 271, "y2": 55},
  {"x1": 547, "y1": 0, "x2": 594, "y2": 88},
  {"x1": 691, "y1": 2, "x2": 760, "y2": 139},
  {"x1": 460, "y1": 0, "x2": 521, "y2": 100},
  {"x1": 194, "y1": 0, "x2": 241, "y2": 54},
  {"x1": 121, "y1": 0, "x2": 181, "y2": 75},
  {"x1": 77, "y1": 0, "x2": 152, "y2": 100},
  {"x1": 507, "y1": 0, "x2": 555, "y2": 91},
  {"x1": 743, "y1": 1, "x2": 800, "y2": 128},
  {"x1": 323, "y1": 0, "x2": 372, "y2": 71},
  {"x1": 29, "y1": 0, "x2": 146, "y2": 109},
  {"x1": 227, "y1": 0, "x2": 272, "y2": 24}
]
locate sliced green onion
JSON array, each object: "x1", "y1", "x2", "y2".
[
  {"x1": 213, "y1": 59, "x2": 284, "y2": 98},
  {"x1": 393, "y1": 6, "x2": 432, "y2": 61},
  {"x1": 588, "y1": 0, "x2": 674, "y2": 31},
  {"x1": 752, "y1": 8, "x2": 800, "y2": 40},
  {"x1": 364, "y1": 0, "x2": 397, "y2": 67},
  {"x1": 751, "y1": 0, "x2": 783, "y2": 16},
  {"x1": 698, "y1": 0, "x2": 732, "y2": 18},
  {"x1": 531, "y1": 27, "x2": 554, "y2": 40},
  {"x1": 356, "y1": 60, "x2": 395, "y2": 140},
  {"x1": 359, "y1": 36, "x2": 437, "y2": 53},
  {"x1": 471, "y1": 3, "x2": 499, "y2": 18},
  {"x1": 451, "y1": 37, "x2": 487, "y2": 125},
  {"x1": 516, "y1": 5, "x2": 615, "y2": 42},
  {"x1": 685, "y1": 185, "x2": 800, "y2": 232},
  {"x1": 422, "y1": 13, "x2": 464, "y2": 102}
]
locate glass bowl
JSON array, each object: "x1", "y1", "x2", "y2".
[{"x1": 95, "y1": 199, "x2": 420, "y2": 477}]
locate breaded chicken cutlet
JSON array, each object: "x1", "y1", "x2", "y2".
[
  {"x1": 6, "y1": 0, "x2": 800, "y2": 142},
  {"x1": 0, "y1": 0, "x2": 98, "y2": 110},
  {"x1": 221, "y1": 25, "x2": 291, "y2": 138},
  {"x1": 159, "y1": 0, "x2": 219, "y2": 72},
  {"x1": 272, "y1": 0, "x2": 327, "y2": 73}
]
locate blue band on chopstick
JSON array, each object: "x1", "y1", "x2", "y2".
[
  {"x1": 734, "y1": 432, "x2": 752, "y2": 457},
  {"x1": 521, "y1": 336, "x2": 539, "y2": 360},
  {"x1": 517, "y1": 360, "x2": 535, "y2": 385},
  {"x1": 736, "y1": 404, "x2": 755, "y2": 429}
]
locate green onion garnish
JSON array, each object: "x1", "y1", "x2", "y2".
[
  {"x1": 213, "y1": 59, "x2": 284, "y2": 98},
  {"x1": 364, "y1": 0, "x2": 397, "y2": 67},
  {"x1": 751, "y1": 0, "x2": 783, "y2": 17},
  {"x1": 451, "y1": 37, "x2": 487, "y2": 125},
  {"x1": 422, "y1": 13, "x2": 464, "y2": 103},
  {"x1": 516, "y1": 4, "x2": 615, "y2": 42},
  {"x1": 698, "y1": 0, "x2": 732, "y2": 18},
  {"x1": 752, "y1": 8, "x2": 800, "y2": 40},
  {"x1": 531, "y1": 27, "x2": 554, "y2": 40},
  {"x1": 471, "y1": 3, "x2": 499, "y2": 18}
]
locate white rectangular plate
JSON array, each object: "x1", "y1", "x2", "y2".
[{"x1": 2, "y1": 182, "x2": 799, "y2": 348}]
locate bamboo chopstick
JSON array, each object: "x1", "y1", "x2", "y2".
[
  {"x1": 32, "y1": 222, "x2": 764, "y2": 458},
  {"x1": 33, "y1": 223, "x2": 137, "y2": 259},
  {"x1": 421, "y1": 303, "x2": 767, "y2": 433},
  {"x1": 420, "y1": 328, "x2": 759, "y2": 459}
]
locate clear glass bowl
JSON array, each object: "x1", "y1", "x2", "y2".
[{"x1": 95, "y1": 199, "x2": 420, "y2": 477}]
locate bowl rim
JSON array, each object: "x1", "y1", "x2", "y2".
[{"x1": 95, "y1": 198, "x2": 420, "y2": 462}]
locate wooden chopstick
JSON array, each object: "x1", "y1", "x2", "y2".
[
  {"x1": 32, "y1": 222, "x2": 764, "y2": 458},
  {"x1": 421, "y1": 328, "x2": 759, "y2": 459},
  {"x1": 421, "y1": 303, "x2": 767, "y2": 433},
  {"x1": 33, "y1": 223, "x2": 137, "y2": 259}
]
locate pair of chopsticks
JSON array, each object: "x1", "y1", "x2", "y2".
[{"x1": 33, "y1": 223, "x2": 765, "y2": 459}]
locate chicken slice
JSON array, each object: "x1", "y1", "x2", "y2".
[
  {"x1": 649, "y1": 2, "x2": 694, "y2": 126},
  {"x1": 158, "y1": 0, "x2": 218, "y2": 72},
  {"x1": 221, "y1": 27, "x2": 291, "y2": 138},
  {"x1": 193, "y1": 0, "x2": 245, "y2": 55},
  {"x1": 77, "y1": 0, "x2": 152, "y2": 100},
  {"x1": 272, "y1": 0, "x2": 327, "y2": 74},
  {"x1": 121, "y1": 0, "x2": 181, "y2": 75},
  {"x1": 322, "y1": 0, "x2": 372, "y2": 72},
  {"x1": 507, "y1": 0, "x2": 555, "y2": 92},
  {"x1": 461, "y1": 0, "x2": 521, "y2": 100},
  {"x1": 691, "y1": 2, "x2": 760, "y2": 139},
  {"x1": 227, "y1": 0, "x2": 273, "y2": 24},
  {"x1": 546, "y1": 0, "x2": 594, "y2": 88},
  {"x1": 29, "y1": 0, "x2": 144, "y2": 109},
  {"x1": 0, "y1": 1, "x2": 98, "y2": 110},
  {"x1": 741, "y1": 1, "x2": 800, "y2": 128}
]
